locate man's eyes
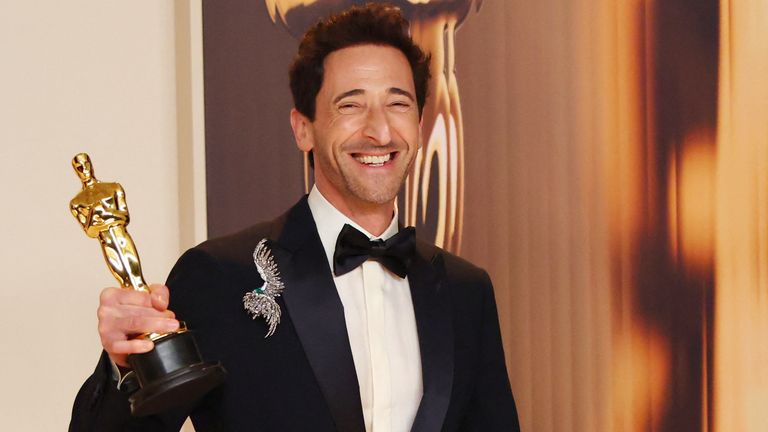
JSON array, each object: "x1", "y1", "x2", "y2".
[
  {"x1": 389, "y1": 101, "x2": 411, "y2": 108},
  {"x1": 337, "y1": 103, "x2": 362, "y2": 113},
  {"x1": 335, "y1": 101, "x2": 412, "y2": 113},
  {"x1": 388, "y1": 101, "x2": 412, "y2": 112}
]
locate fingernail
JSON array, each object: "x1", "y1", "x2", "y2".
[
  {"x1": 155, "y1": 293, "x2": 167, "y2": 305},
  {"x1": 166, "y1": 319, "x2": 179, "y2": 331}
]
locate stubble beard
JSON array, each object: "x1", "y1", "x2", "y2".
[{"x1": 342, "y1": 167, "x2": 404, "y2": 205}]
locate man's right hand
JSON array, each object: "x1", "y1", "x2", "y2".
[{"x1": 97, "y1": 283, "x2": 179, "y2": 368}]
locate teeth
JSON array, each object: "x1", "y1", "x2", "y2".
[{"x1": 354, "y1": 153, "x2": 391, "y2": 166}]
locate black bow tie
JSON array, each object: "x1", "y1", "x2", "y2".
[{"x1": 333, "y1": 224, "x2": 416, "y2": 278}]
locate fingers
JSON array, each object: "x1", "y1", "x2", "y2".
[
  {"x1": 98, "y1": 304, "x2": 172, "y2": 320},
  {"x1": 99, "y1": 317, "x2": 179, "y2": 363},
  {"x1": 104, "y1": 338, "x2": 154, "y2": 368},
  {"x1": 149, "y1": 284, "x2": 170, "y2": 312},
  {"x1": 97, "y1": 284, "x2": 178, "y2": 361},
  {"x1": 99, "y1": 284, "x2": 172, "y2": 312},
  {"x1": 117, "y1": 315, "x2": 180, "y2": 334},
  {"x1": 98, "y1": 308, "x2": 179, "y2": 334},
  {"x1": 105, "y1": 338, "x2": 154, "y2": 355},
  {"x1": 100, "y1": 287, "x2": 152, "y2": 308}
]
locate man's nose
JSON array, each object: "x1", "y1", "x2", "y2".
[{"x1": 362, "y1": 106, "x2": 392, "y2": 145}]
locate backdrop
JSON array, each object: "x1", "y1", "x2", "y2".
[{"x1": 200, "y1": 1, "x2": 767, "y2": 431}]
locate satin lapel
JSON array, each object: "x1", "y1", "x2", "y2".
[
  {"x1": 409, "y1": 242, "x2": 454, "y2": 432},
  {"x1": 271, "y1": 197, "x2": 365, "y2": 432}
]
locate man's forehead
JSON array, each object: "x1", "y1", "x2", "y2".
[
  {"x1": 325, "y1": 44, "x2": 408, "y2": 66},
  {"x1": 322, "y1": 45, "x2": 415, "y2": 90}
]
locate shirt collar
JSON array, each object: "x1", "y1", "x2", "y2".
[{"x1": 307, "y1": 185, "x2": 400, "y2": 273}]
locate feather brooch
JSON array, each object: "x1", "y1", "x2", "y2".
[{"x1": 243, "y1": 239, "x2": 285, "y2": 337}]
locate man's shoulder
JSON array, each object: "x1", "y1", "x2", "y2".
[
  {"x1": 418, "y1": 239, "x2": 490, "y2": 285},
  {"x1": 193, "y1": 213, "x2": 288, "y2": 265}
]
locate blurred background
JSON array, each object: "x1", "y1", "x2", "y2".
[{"x1": 1, "y1": 0, "x2": 766, "y2": 430}]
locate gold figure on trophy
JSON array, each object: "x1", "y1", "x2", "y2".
[
  {"x1": 69, "y1": 152, "x2": 225, "y2": 416},
  {"x1": 70, "y1": 153, "x2": 148, "y2": 292}
]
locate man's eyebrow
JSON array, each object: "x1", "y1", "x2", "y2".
[
  {"x1": 389, "y1": 87, "x2": 415, "y2": 101},
  {"x1": 332, "y1": 89, "x2": 364, "y2": 104},
  {"x1": 332, "y1": 88, "x2": 416, "y2": 104}
]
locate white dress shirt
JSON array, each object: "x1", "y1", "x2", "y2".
[{"x1": 307, "y1": 186, "x2": 423, "y2": 432}]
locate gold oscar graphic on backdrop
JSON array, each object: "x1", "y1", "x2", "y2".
[
  {"x1": 266, "y1": 0, "x2": 481, "y2": 253},
  {"x1": 69, "y1": 153, "x2": 226, "y2": 416}
]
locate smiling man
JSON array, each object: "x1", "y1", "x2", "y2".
[
  {"x1": 290, "y1": 41, "x2": 421, "y2": 232},
  {"x1": 70, "y1": 4, "x2": 519, "y2": 432}
]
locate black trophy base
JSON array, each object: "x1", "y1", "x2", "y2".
[{"x1": 127, "y1": 329, "x2": 226, "y2": 417}]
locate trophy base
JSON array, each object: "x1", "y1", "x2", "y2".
[{"x1": 127, "y1": 329, "x2": 226, "y2": 417}]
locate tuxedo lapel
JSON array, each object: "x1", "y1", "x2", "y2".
[
  {"x1": 270, "y1": 197, "x2": 365, "y2": 432},
  {"x1": 409, "y1": 243, "x2": 454, "y2": 432}
]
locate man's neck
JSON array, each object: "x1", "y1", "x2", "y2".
[{"x1": 315, "y1": 184, "x2": 395, "y2": 237}]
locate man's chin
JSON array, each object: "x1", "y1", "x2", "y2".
[
  {"x1": 341, "y1": 171, "x2": 406, "y2": 204},
  {"x1": 354, "y1": 192, "x2": 398, "y2": 206},
  {"x1": 347, "y1": 184, "x2": 401, "y2": 206}
]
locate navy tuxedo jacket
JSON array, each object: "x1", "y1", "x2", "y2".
[{"x1": 70, "y1": 197, "x2": 520, "y2": 431}]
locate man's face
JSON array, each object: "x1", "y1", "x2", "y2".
[{"x1": 294, "y1": 44, "x2": 421, "y2": 210}]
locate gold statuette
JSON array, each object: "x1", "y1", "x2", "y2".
[
  {"x1": 69, "y1": 152, "x2": 225, "y2": 417},
  {"x1": 70, "y1": 153, "x2": 149, "y2": 292}
]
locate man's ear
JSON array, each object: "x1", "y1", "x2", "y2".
[{"x1": 290, "y1": 108, "x2": 314, "y2": 152}]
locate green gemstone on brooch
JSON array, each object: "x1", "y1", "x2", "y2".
[{"x1": 254, "y1": 284, "x2": 265, "y2": 295}]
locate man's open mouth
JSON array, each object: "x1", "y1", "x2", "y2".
[{"x1": 352, "y1": 152, "x2": 396, "y2": 167}]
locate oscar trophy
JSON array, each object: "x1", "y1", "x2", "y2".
[{"x1": 69, "y1": 153, "x2": 226, "y2": 416}]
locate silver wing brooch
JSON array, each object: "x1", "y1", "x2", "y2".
[{"x1": 243, "y1": 239, "x2": 285, "y2": 338}]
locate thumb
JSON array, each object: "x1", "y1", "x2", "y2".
[{"x1": 148, "y1": 284, "x2": 171, "y2": 311}]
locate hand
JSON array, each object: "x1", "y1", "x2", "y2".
[{"x1": 97, "y1": 284, "x2": 179, "y2": 368}]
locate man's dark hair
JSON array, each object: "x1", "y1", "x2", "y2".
[{"x1": 289, "y1": 3, "x2": 431, "y2": 121}]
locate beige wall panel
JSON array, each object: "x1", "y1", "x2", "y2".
[{"x1": 0, "y1": 1, "x2": 184, "y2": 429}]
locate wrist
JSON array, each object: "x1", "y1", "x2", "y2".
[{"x1": 109, "y1": 358, "x2": 137, "y2": 391}]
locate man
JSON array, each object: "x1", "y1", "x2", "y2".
[{"x1": 70, "y1": 4, "x2": 519, "y2": 431}]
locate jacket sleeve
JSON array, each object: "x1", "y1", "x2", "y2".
[
  {"x1": 69, "y1": 351, "x2": 189, "y2": 432},
  {"x1": 459, "y1": 271, "x2": 521, "y2": 431}
]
